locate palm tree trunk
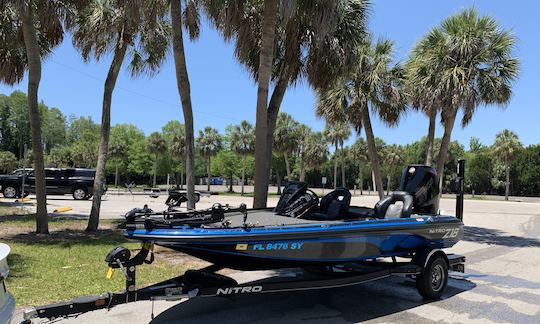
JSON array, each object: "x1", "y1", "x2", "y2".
[
  {"x1": 372, "y1": 170, "x2": 376, "y2": 194},
  {"x1": 426, "y1": 108, "x2": 436, "y2": 166},
  {"x1": 361, "y1": 106, "x2": 384, "y2": 199},
  {"x1": 115, "y1": 161, "x2": 119, "y2": 187},
  {"x1": 263, "y1": 74, "x2": 290, "y2": 201},
  {"x1": 87, "y1": 39, "x2": 128, "y2": 232},
  {"x1": 333, "y1": 143, "x2": 338, "y2": 189},
  {"x1": 359, "y1": 164, "x2": 363, "y2": 195},
  {"x1": 229, "y1": 173, "x2": 233, "y2": 192},
  {"x1": 253, "y1": 0, "x2": 278, "y2": 208},
  {"x1": 387, "y1": 174, "x2": 391, "y2": 196},
  {"x1": 341, "y1": 140, "x2": 346, "y2": 188},
  {"x1": 21, "y1": 5, "x2": 48, "y2": 234},
  {"x1": 171, "y1": 0, "x2": 196, "y2": 209},
  {"x1": 284, "y1": 151, "x2": 291, "y2": 181},
  {"x1": 153, "y1": 155, "x2": 158, "y2": 187},
  {"x1": 505, "y1": 163, "x2": 510, "y2": 201},
  {"x1": 180, "y1": 169, "x2": 184, "y2": 189},
  {"x1": 207, "y1": 156, "x2": 211, "y2": 192},
  {"x1": 241, "y1": 155, "x2": 246, "y2": 196},
  {"x1": 276, "y1": 167, "x2": 282, "y2": 195},
  {"x1": 299, "y1": 153, "x2": 305, "y2": 182},
  {"x1": 435, "y1": 108, "x2": 458, "y2": 209}
]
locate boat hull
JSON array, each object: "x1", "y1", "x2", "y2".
[{"x1": 125, "y1": 216, "x2": 463, "y2": 270}]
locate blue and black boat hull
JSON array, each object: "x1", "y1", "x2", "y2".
[{"x1": 124, "y1": 215, "x2": 463, "y2": 270}]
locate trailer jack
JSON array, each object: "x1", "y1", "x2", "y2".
[{"x1": 23, "y1": 243, "x2": 155, "y2": 322}]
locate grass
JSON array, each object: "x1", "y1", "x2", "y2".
[
  {"x1": 0, "y1": 204, "x2": 22, "y2": 216},
  {"x1": 1, "y1": 216, "x2": 199, "y2": 306}
]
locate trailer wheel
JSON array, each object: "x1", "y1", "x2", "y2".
[{"x1": 416, "y1": 255, "x2": 448, "y2": 300}]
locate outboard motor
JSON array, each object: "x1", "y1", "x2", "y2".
[{"x1": 399, "y1": 165, "x2": 439, "y2": 214}]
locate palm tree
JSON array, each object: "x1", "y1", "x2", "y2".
[
  {"x1": 74, "y1": 1, "x2": 171, "y2": 231},
  {"x1": 492, "y1": 130, "x2": 522, "y2": 201},
  {"x1": 108, "y1": 140, "x2": 127, "y2": 187},
  {"x1": 317, "y1": 38, "x2": 407, "y2": 199},
  {"x1": 405, "y1": 53, "x2": 441, "y2": 167},
  {"x1": 171, "y1": 0, "x2": 201, "y2": 209},
  {"x1": 147, "y1": 132, "x2": 167, "y2": 187},
  {"x1": 296, "y1": 124, "x2": 312, "y2": 182},
  {"x1": 408, "y1": 9, "x2": 519, "y2": 196},
  {"x1": 274, "y1": 113, "x2": 299, "y2": 182},
  {"x1": 383, "y1": 145, "x2": 404, "y2": 195},
  {"x1": 196, "y1": 127, "x2": 223, "y2": 191},
  {"x1": 303, "y1": 132, "x2": 329, "y2": 173},
  {"x1": 162, "y1": 121, "x2": 186, "y2": 188},
  {"x1": 350, "y1": 137, "x2": 369, "y2": 195},
  {"x1": 323, "y1": 122, "x2": 351, "y2": 189},
  {"x1": 228, "y1": 121, "x2": 255, "y2": 196},
  {"x1": 205, "y1": 0, "x2": 369, "y2": 208},
  {"x1": 0, "y1": 0, "x2": 77, "y2": 234},
  {"x1": 169, "y1": 132, "x2": 186, "y2": 189}
]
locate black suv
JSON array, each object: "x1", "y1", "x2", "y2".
[{"x1": 0, "y1": 168, "x2": 97, "y2": 200}]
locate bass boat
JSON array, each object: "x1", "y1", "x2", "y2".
[{"x1": 120, "y1": 164, "x2": 463, "y2": 270}]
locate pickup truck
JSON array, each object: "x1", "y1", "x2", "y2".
[{"x1": 0, "y1": 168, "x2": 97, "y2": 200}]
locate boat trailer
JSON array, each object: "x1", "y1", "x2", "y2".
[{"x1": 22, "y1": 243, "x2": 465, "y2": 323}]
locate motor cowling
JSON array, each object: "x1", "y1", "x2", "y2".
[{"x1": 399, "y1": 165, "x2": 439, "y2": 214}]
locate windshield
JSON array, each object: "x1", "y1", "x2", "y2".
[{"x1": 9, "y1": 169, "x2": 32, "y2": 175}]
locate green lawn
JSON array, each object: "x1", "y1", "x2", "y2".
[
  {"x1": 1, "y1": 216, "x2": 197, "y2": 306},
  {"x1": 0, "y1": 204, "x2": 22, "y2": 216}
]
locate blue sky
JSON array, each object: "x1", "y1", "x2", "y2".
[{"x1": 1, "y1": 0, "x2": 538, "y2": 148}]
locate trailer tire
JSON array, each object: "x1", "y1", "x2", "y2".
[{"x1": 416, "y1": 255, "x2": 448, "y2": 300}]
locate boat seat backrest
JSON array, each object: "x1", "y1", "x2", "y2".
[
  {"x1": 318, "y1": 188, "x2": 351, "y2": 219},
  {"x1": 373, "y1": 191, "x2": 413, "y2": 219}
]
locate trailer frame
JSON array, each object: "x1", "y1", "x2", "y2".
[{"x1": 22, "y1": 244, "x2": 465, "y2": 323}]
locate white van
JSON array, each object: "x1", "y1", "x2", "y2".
[{"x1": 0, "y1": 244, "x2": 15, "y2": 324}]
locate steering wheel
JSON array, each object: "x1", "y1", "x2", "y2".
[
  {"x1": 306, "y1": 189, "x2": 319, "y2": 202},
  {"x1": 288, "y1": 189, "x2": 320, "y2": 218},
  {"x1": 283, "y1": 186, "x2": 308, "y2": 208}
]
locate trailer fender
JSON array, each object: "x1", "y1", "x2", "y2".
[{"x1": 412, "y1": 248, "x2": 449, "y2": 273}]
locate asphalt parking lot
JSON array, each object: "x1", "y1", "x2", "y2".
[{"x1": 10, "y1": 192, "x2": 540, "y2": 323}]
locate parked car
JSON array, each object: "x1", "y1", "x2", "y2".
[
  {"x1": 210, "y1": 177, "x2": 224, "y2": 185},
  {"x1": 0, "y1": 243, "x2": 15, "y2": 324},
  {"x1": 0, "y1": 168, "x2": 99, "y2": 200}
]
